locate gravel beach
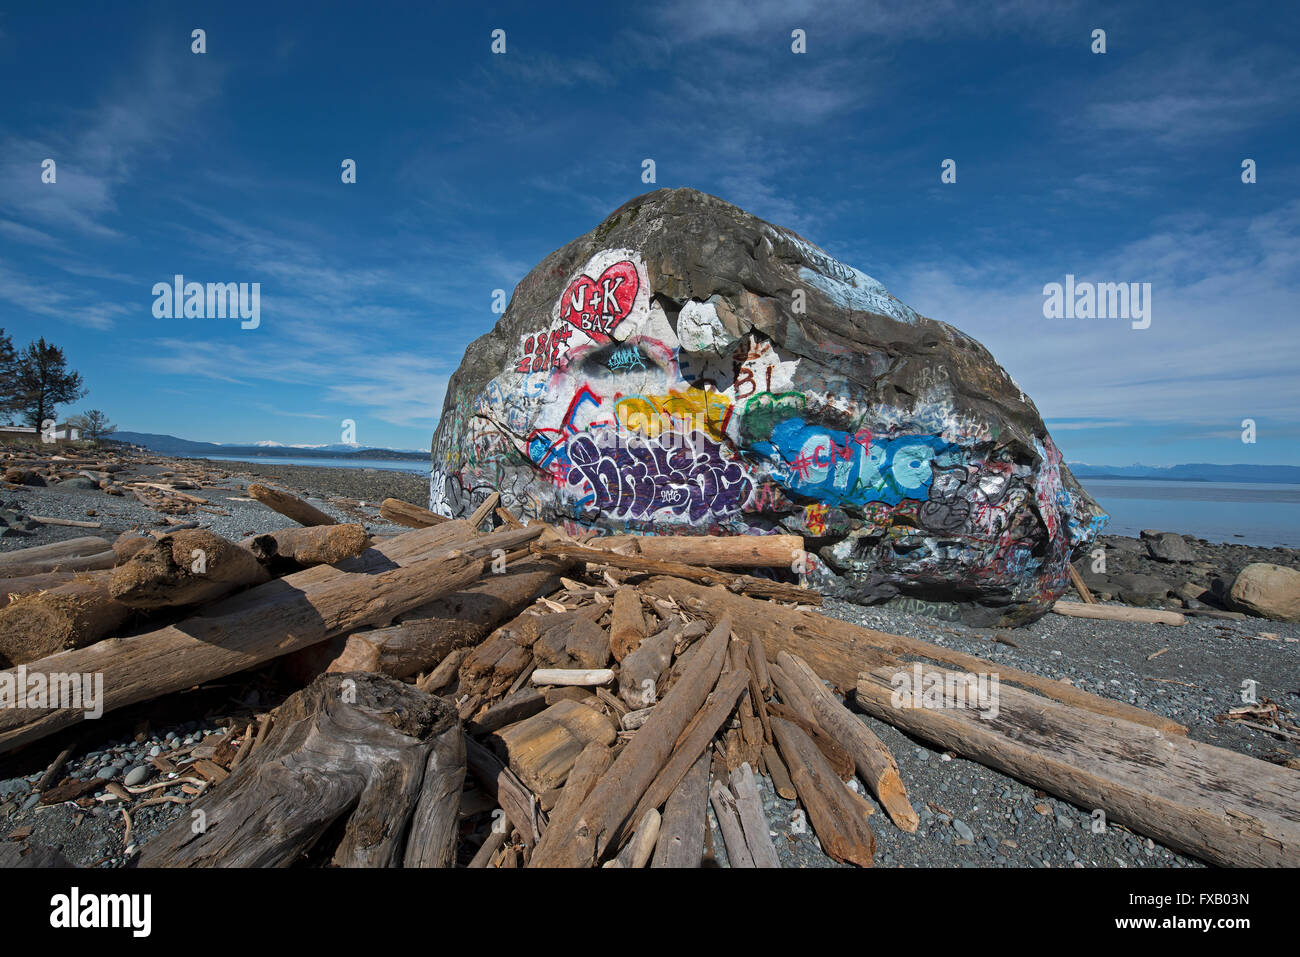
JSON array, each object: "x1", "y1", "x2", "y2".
[{"x1": 1, "y1": 456, "x2": 1297, "y2": 869}]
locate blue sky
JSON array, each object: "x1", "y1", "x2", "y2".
[{"x1": 0, "y1": 0, "x2": 1296, "y2": 464}]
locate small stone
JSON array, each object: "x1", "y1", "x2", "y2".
[
  {"x1": 123, "y1": 766, "x2": 149, "y2": 787},
  {"x1": 952, "y1": 819, "x2": 974, "y2": 842}
]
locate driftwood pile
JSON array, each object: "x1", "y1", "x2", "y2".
[{"x1": 1, "y1": 482, "x2": 1298, "y2": 869}]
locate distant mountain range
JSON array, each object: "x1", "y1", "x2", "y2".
[
  {"x1": 111, "y1": 431, "x2": 427, "y2": 462},
  {"x1": 1069, "y1": 462, "x2": 1300, "y2": 484}
]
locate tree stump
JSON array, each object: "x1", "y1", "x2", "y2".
[{"x1": 140, "y1": 673, "x2": 464, "y2": 867}]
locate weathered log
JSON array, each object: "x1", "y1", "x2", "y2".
[
  {"x1": 468, "y1": 828, "x2": 508, "y2": 868},
  {"x1": 650, "y1": 750, "x2": 710, "y2": 868},
  {"x1": 467, "y1": 687, "x2": 547, "y2": 736},
  {"x1": 241, "y1": 523, "x2": 369, "y2": 567},
  {"x1": 1052, "y1": 600, "x2": 1185, "y2": 625},
  {"x1": 0, "y1": 524, "x2": 540, "y2": 753},
  {"x1": 418, "y1": 647, "x2": 470, "y2": 694},
  {"x1": 380, "y1": 497, "x2": 450, "y2": 528},
  {"x1": 709, "y1": 777, "x2": 754, "y2": 867},
  {"x1": 247, "y1": 482, "x2": 336, "y2": 526},
  {"x1": 625, "y1": 668, "x2": 749, "y2": 831},
  {"x1": 291, "y1": 557, "x2": 573, "y2": 683},
  {"x1": 0, "y1": 571, "x2": 77, "y2": 599},
  {"x1": 608, "y1": 808, "x2": 660, "y2": 868},
  {"x1": 140, "y1": 673, "x2": 461, "y2": 867},
  {"x1": 1067, "y1": 564, "x2": 1098, "y2": 604},
  {"x1": 532, "y1": 541, "x2": 817, "y2": 604},
  {"x1": 489, "y1": 698, "x2": 617, "y2": 795},
  {"x1": 531, "y1": 668, "x2": 614, "y2": 687},
  {"x1": 0, "y1": 571, "x2": 131, "y2": 665},
  {"x1": 532, "y1": 741, "x2": 612, "y2": 862},
  {"x1": 762, "y1": 742, "x2": 797, "y2": 800},
  {"x1": 598, "y1": 534, "x2": 803, "y2": 568},
  {"x1": 609, "y1": 586, "x2": 646, "y2": 661},
  {"x1": 730, "y1": 762, "x2": 780, "y2": 868},
  {"x1": 775, "y1": 650, "x2": 918, "y2": 832},
  {"x1": 529, "y1": 615, "x2": 732, "y2": 868},
  {"x1": 327, "y1": 618, "x2": 468, "y2": 680},
  {"x1": 403, "y1": 723, "x2": 467, "y2": 868},
  {"x1": 770, "y1": 716, "x2": 876, "y2": 867},
  {"x1": 855, "y1": 664, "x2": 1300, "y2": 868},
  {"x1": 29, "y1": 515, "x2": 100, "y2": 528},
  {"x1": 465, "y1": 736, "x2": 543, "y2": 846},
  {"x1": 0, "y1": 537, "x2": 116, "y2": 578},
  {"x1": 644, "y1": 578, "x2": 1185, "y2": 735},
  {"x1": 618, "y1": 621, "x2": 678, "y2": 709},
  {"x1": 467, "y1": 492, "x2": 500, "y2": 529},
  {"x1": 111, "y1": 532, "x2": 152, "y2": 564},
  {"x1": 109, "y1": 528, "x2": 271, "y2": 609}
]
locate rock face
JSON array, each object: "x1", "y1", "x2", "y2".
[
  {"x1": 430, "y1": 189, "x2": 1106, "y2": 625},
  {"x1": 1229, "y1": 563, "x2": 1300, "y2": 621}
]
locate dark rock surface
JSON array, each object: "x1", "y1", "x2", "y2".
[
  {"x1": 429, "y1": 188, "x2": 1107, "y2": 625},
  {"x1": 1073, "y1": 532, "x2": 1300, "y2": 617},
  {"x1": 1141, "y1": 530, "x2": 1197, "y2": 563}
]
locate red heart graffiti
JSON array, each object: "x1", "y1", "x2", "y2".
[{"x1": 559, "y1": 260, "x2": 640, "y2": 341}]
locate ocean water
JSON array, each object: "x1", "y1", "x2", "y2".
[
  {"x1": 197, "y1": 456, "x2": 1300, "y2": 549},
  {"x1": 201, "y1": 454, "x2": 427, "y2": 474},
  {"x1": 1080, "y1": 479, "x2": 1300, "y2": 548}
]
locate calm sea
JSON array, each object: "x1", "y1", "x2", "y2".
[
  {"x1": 199, "y1": 457, "x2": 1300, "y2": 549},
  {"x1": 202, "y1": 454, "x2": 428, "y2": 474},
  {"x1": 1080, "y1": 478, "x2": 1300, "y2": 548}
]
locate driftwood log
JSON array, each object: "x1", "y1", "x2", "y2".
[
  {"x1": 771, "y1": 715, "x2": 876, "y2": 867},
  {"x1": 0, "y1": 537, "x2": 116, "y2": 578},
  {"x1": 643, "y1": 577, "x2": 1185, "y2": 735},
  {"x1": 529, "y1": 616, "x2": 731, "y2": 867},
  {"x1": 532, "y1": 541, "x2": 816, "y2": 604},
  {"x1": 774, "y1": 650, "x2": 918, "y2": 832},
  {"x1": 855, "y1": 664, "x2": 1300, "y2": 868},
  {"x1": 288, "y1": 557, "x2": 575, "y2": 682},
  {"x1": 1052, "y1": 600, "x2": 1185, "y2": 625},
  {"x1": 597, "y1": 534, "x2": 803, "y2": 568},
  {"x1": 380, "y1": 498, "x2": 450, "y2": 528},
  {"x1": 650, "y1": 750, "x2": 710, "y2": 868},
  {"x1": 0, "y1": 523, "x2": 541, "y2": 753},
  {"x1": 247, "y1": 483, "x2": 336, "y2": 527},
  {"x1": 0, "y1": 570, "x2": 130, "y2": 666},
  {"x1": 109, "y1": 528, "x2": 271, "y2": 609},
  {"x1": 140, "y1": 673, "x2": 463, "y2": 867},
  {"x1": 240, "y1": 523, "x2": 369, "y2": 568}
]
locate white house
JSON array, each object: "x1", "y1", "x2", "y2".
[{"x1": 0, "y1": 423, "x2": 81, "y2": 441}]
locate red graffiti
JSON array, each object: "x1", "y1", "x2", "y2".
[
  {"x1": 516, "y1": 327, "x2": 573, "y2": 373},
  {"x1": 560, "y1": 260, "x2": 639, "y2": 341}
]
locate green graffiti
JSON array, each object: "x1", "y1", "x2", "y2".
[{"x1": 741, "y1": 391, "x2": 805, "y2": 441}]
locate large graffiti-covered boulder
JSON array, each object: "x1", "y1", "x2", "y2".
[{"x1": 430, "y1": 188, "x2": 1106, "y2": 626}]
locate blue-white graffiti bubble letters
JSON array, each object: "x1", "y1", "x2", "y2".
[{"x1": 752, "y1": 418, "x2": 955, "y2": 508}]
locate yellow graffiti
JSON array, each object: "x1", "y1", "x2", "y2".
[{"x1": 615, "y1": 389, "x2": 733, "y2": 442}]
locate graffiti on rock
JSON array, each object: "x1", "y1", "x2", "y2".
[
  {"x1": 430, "y1": 230, "x2": 1107, "y2": 625},
  {"x1": 559, "y1": 259, "x2": 640, "y2": 341},
  {"x1": 566, "y1": 429, "x2": 753, "y2": 522}
]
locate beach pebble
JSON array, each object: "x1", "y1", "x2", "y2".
[{"x1": 123, "y1": 766, "x2": 149, "y2": 787}]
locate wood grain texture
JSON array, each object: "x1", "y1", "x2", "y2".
[{"x1": 855, "y1": 664, "x2": 1300, "y2": 868}]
